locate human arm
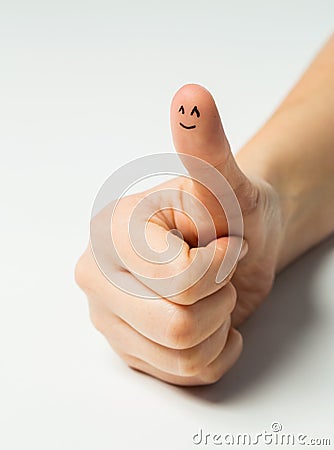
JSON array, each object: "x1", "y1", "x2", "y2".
[{"x1": 236, "y1": 33, "x2": 334, "y2": 271}]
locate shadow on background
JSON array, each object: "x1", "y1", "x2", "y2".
[{"x1": 183, "y1": 234, "x2": 334, "y2": 404}]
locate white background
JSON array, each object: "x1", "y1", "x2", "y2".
[{"x1": 1, "y1": 1, "x2": 334, "y2": 449}]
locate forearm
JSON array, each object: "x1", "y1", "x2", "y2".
[{"x1": 236, "y1": 34, "x2": 334, "y2": 271}]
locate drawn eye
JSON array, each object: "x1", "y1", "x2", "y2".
[
  {"x1": 178, "y1": 105, "x2": 185, "y2": 114},
  {"x1": 190, "y1": 106, "x2": 200, "y2": 118}
]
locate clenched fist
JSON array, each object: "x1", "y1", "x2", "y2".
[{"x1": 75, "y1": 84, "x2": 284, "y2": 386}]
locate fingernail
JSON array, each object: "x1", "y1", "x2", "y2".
[{"x1": 238, "y1": 240, "x2": 248, "y2": 262}]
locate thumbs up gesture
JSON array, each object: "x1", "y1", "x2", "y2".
[
  {"x1": 170, "y1": 85, "x2": 283, "y2": 325},
  {"x1": 75, "y1": 84, "x2": 284, "y2": 386}
]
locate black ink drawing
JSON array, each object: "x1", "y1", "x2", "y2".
[{"x1": 178, "y1": 105, "x2": 200, "y2": 129}]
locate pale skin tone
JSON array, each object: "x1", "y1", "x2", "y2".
[{"x1": 75, "y1": 34, "x2": 334, "y2": 386}]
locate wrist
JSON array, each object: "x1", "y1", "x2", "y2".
[{"x1": 236, "y1": 136, "x2": 334, "y2": 272}]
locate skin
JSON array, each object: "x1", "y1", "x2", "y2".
[{"x1": 75, "y1": 34, "x2": 334, "y2": 386}]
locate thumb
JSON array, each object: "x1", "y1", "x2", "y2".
[{"x1": 170, "y1": 84, "x2": 256, "y2": 214}]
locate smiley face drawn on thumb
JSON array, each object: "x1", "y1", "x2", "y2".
[{"x1": 178, "y1": 104, "x2": 201, "y2": 130}]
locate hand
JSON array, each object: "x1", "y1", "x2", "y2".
[{"x1": 75, "y1": 84, "x2": 285, "y2": 385}]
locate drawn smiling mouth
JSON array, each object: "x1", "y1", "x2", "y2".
[{"x1": 179, "y1": 122, "x2": 196, "y2": 129}]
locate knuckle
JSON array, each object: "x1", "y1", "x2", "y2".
[
  {"x1": 89, "y1": 307, "x2": 107, "y2": 334},
  {"x1": 170, "y1": 276, "x2": 202, "y2": 305},
  {"x1": 229, "y1": 328, "x2": 243, "y2": 357},
  {"x1": 199, "y1": 329, "x2": 243, "y2": 385},
  {"x1": 168, "y1": 260, "x2": 204, "y2": 305},
  {"x1": 176, "y1": 347, "x2": 204, "y2": 377},
  {"x1": 74, "y1": 250, "x2": 91, "y2": 291},
  {"x1": 165, "y1": 306, "x2": 198, "y2": 349},
  {"x1": 201, "y1": 366, "x2": 224, "y2": 385},
  {"x1": 225, "y1": 282, "x2": 237, "y2": 312},
  {"x1": 168, "y1": 280, "x2": 190, "y2": 305},
  {"x1": 170, "y1": 289, "x2": 197, "y2": 306},
  {"x1": 74, "y1": 247, "x2": 100, "y2": 296},
  {"x1": 122, "y1": 354, "x2": 137, "y2": 369}
]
